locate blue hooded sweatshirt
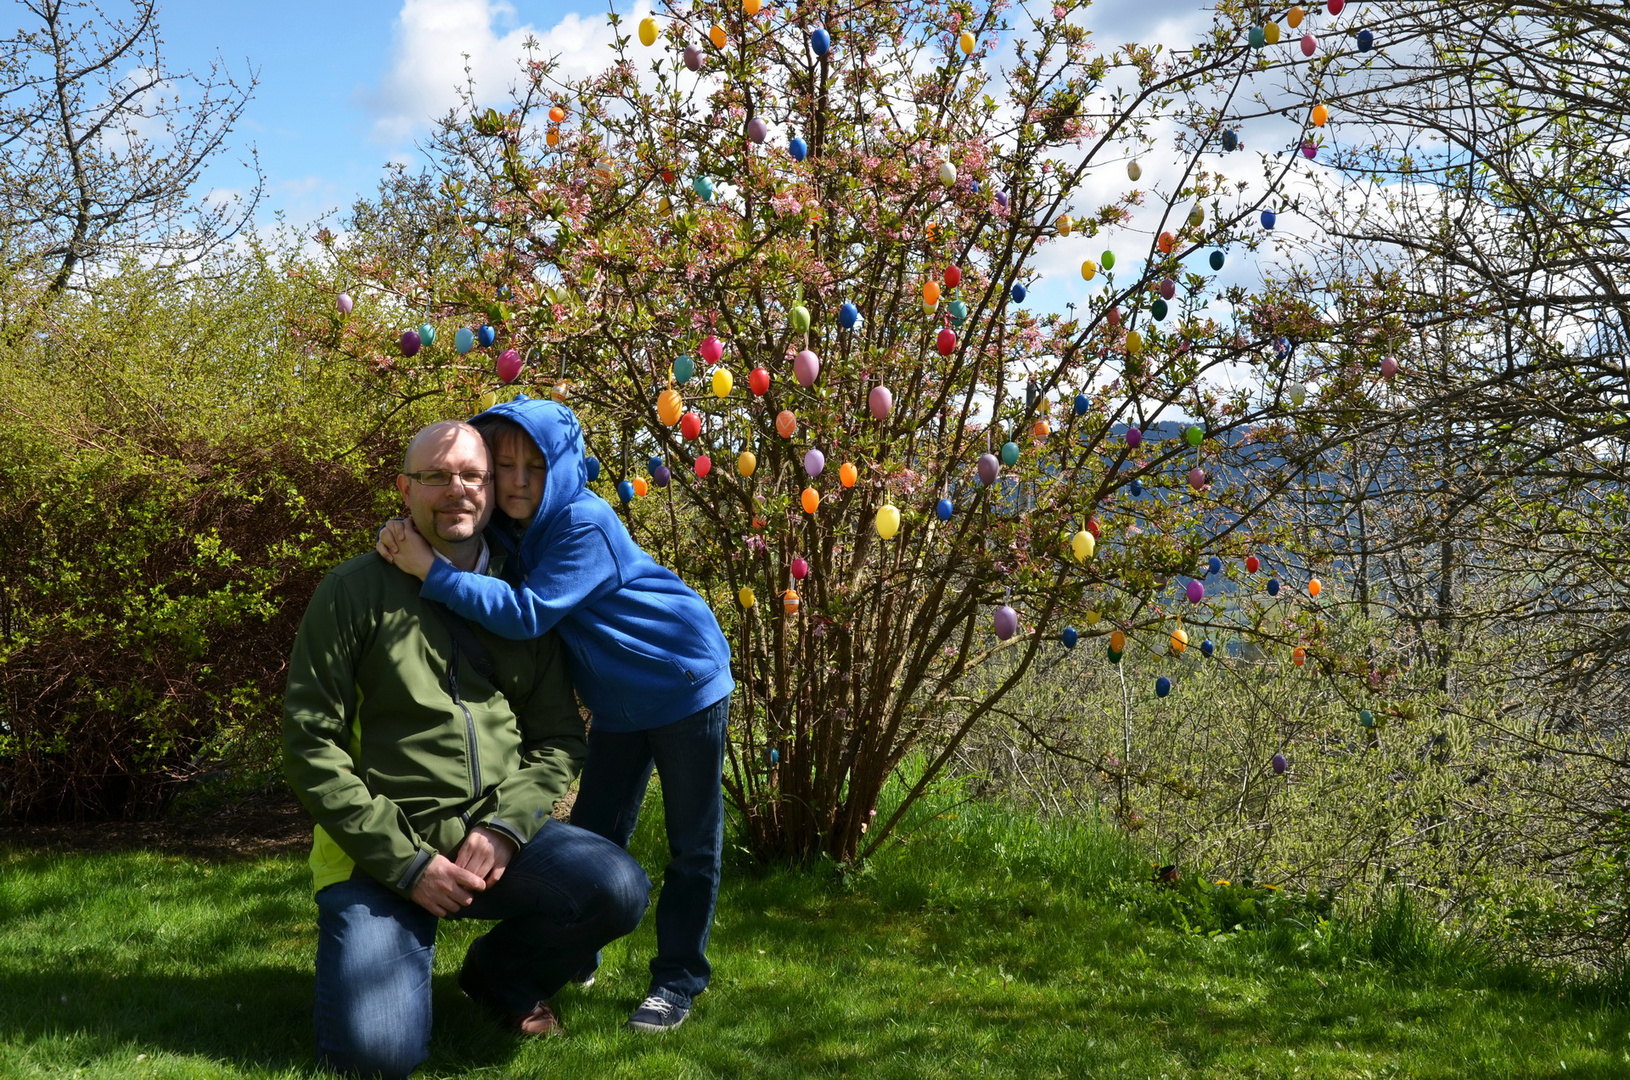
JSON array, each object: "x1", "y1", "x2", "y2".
[{"x1": 418, "y1": 397, "x2": 734, "y2": 732}]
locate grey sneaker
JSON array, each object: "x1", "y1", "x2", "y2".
[{"x1": 626, "y1": 995, "x2": 689, "y2": 1032}]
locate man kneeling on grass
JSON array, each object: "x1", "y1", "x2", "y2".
[{"x1": 283, "y1": 420, "x2": 649, "y2": 1079}]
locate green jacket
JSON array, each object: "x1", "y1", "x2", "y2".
[{"x1": 283, "y1": 551, "x2": 584, "y2": 898}]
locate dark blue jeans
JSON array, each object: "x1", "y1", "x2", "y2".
[
  {"x1": 570, "y1": 695, "x2": 729, "y2": 1009},
  {"x1": 313, "y1": 819, "x2": 649, "y2": 1079}
]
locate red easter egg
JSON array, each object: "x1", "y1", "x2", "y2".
[
  {"x1": 936, "y1": 327, "x2": 956, "y2": 355},
  {"x1": 944, "y1": 264, "x2": 962, "y2": 288},
  {"x1": 681, "y1": 412, "x2": 702, "y2": 440},
  {"x1": 749, "y1": 367, "x2": 771, "y2": 395},
  {"x1": 1246, "y1": 555, "x2": 1260, "y2": 573},
  {"x1": 694, "y1": 455, "x2": 712, "y2": 477}
]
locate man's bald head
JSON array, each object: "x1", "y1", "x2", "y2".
[{"x1": 403, "y1": 420, "x2": 485, "y2": 474}]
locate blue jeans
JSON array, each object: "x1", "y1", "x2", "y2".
[
  {"x1": 570, "y1": 695, "x2": 729, "y2": 1009},
  {"x1": 313, "y1": 819, "x2": 649, "y2": 1079}
]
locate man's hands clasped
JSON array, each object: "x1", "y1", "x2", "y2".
[{"x1": 409, "y1": 825, "x2": 517, "y2": 917}]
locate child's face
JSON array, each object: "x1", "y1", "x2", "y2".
[{"x1": 493, "y1": 432, "x2": 547, "y2": 521}]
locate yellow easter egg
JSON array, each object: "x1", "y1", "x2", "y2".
[
  {"x1": 638, "y1": 16, "x2": 658, "y2": 46},
  {"x1": 959, "y1": 30, "x2": 975, "y2": 54},
  {"x1": 737, "y1": 450, "x2": 758, "y2": 477},
  {"x1": 739, "y1": 586, "x2": 756, "y2": 608},
  {"x1": 1081, "y1": 260, "x2": 1096, "y2": 281},
  {"x1": 1085, "y1": 609, "x2": 1102, "y2": 626},
  {"x1": 1170, "y1": 626, "x2": 1189, "y2": 654},
  {"x1": 1126, "y1": 330, "x2": 1144, "y2": 355},
  {"x1": 1265, "y1": 21, "x2": 1281, "y2": 45},
  {"x1": 875, "y1": 504, "x2": 901, "y2": 539},
  {"x1": 712, "y1": 367, "x2": 734, "y2": 398},
  {"x1": 1071, "y1": 530, "x2": 1095, "y2": 562}
]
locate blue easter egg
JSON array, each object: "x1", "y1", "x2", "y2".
[
  {"x1": 1210, "y1": 249, "x2": 1225, "y2": 271},
  {"x1": 586, "y1": 456, "x2": 601, "y2": 481},
  {"x1": 1248, "y1": 26, "x2": 1266, "y2": 49},
  {"x1": 1357, "y1": 29, "x2": 1373, "y2": 51},
  {"x1": 1268, "y1": 578, "x2": 1281, "y2": 596},
  {"x1": 1129, "y1": 478, "x2": 1143, "y2": 497},
  {"x1": 838, "y1": 302, "x2": 860, "y2": 328},
  {"x1": 673, "y1": 355, "x2": 695, "y2": 383},
  {"x1": 693, "y1": 176, "x2": 715, "y2": 201},
  {"x1": 1200, "y1": 638, "x2": 1215, "y2": 658},
  {"x1": 789, "y1": 137, "x2": 808, "y2": 161},
  {"x1": 617, "y1": 480, "x2": 635, "y2": 503},
  {"x1": 1208, "y1": 555, "x2": 1223, "y2": 576},
  {"x1": 454, "y1": 326, "x2": 475, "y2": 354},
  {"x1": 1073, "y1": 393, "x2": 1089, "y2": 415},
  {"x1": 970, "y1": 179, "x2": 981, "y2": 194},
  {"x1": 936, "y1": 498, "x2": 953, "y2": 521},
  {"x1": 1010, "y1": 282, "x2": 1027, "y2": 303},
  {"x1": 811, "y1": 27, "x2": 831, "y2": 54},
  {"x1": 1156, "y1": 676, "x2": 1172, "y2": 697},
  {"x1": 648, "y1": 455, "x2": 664, "y2": 476},
  {"x1": 1261, "y1": 209, "x2": 1277, "y2": 230},
  {"x1": 1221, "y1": 129, "x2": 1238, "y2": 151},
  {"x1": 1062, "y1": 627, "x2": 1079, "y2": 649},
  {"x1": 478, "y1": 324, "x2": 496, "y2": 347}
]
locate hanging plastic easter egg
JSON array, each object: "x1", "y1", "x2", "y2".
[
  {"x1": 1308, "y1": 578, "x2": 1322, "y2": 597},
  {"x1": 1081, "y1": 260, "x2": 1097, "y2": 282},
  {"x1": 1057, "y1": 215, "x2": 1073, "y2": 237},
  {"x1": 1380, "y1": 356, "x2": 1398, "y2": 379},
  {"x1": 1085, "y1": 609, "x2": 1101, "y2": 626},
  {"x1": 1184, "y1": 424, "x2": 1203, "y2": 447},
  {"x1": 943, "y1": 264, "x2": 963, "y2": 290},
  {"x1": 1032, "y1": 419, "x2": 1050, "y2": 442},
  {"x1": 922, "y1": 280, "x2": 941, "y2": 308},
  {"x1": 811, "y1": 27, "x2": 831, "y2": 55},
  {"x1": 1187, "y1": 577, "x2": 1207, "y2": 604},
  {"x1": 1200, "y1": 638, "x2": 1215, "y2": 658},
  {"x1": 1188, "y1": 207, "x2": 1206, "y2": 231},
  {"x1": 803, "y1": 448, "x2": 826, "y2": 478},
  {"x1": 959, "y1": 30, "x2": 975, "y2": 54},
  {"x1": 1126, "y1": 426, "x2": 1142, "y2": 448},
  {"x1": 789, "y1": 136, "x2": 808, "y2": 161},
  {"x1": 478, "y1": 324, "x2": 496, "y2": 347},
  {"x1": 1301, "y1": 32, "x2": 1317, "y2": 57},
  {"x1": 638, "y1": 16, "x2": 658, "y2": 45},
  {"x1": 783, "y1": 589, "x2": 800, "y2": 615},
  {"x1": 747, "y1": 117, "x2": 768, "y2": 143},
  {"x1": 1188, "y1": 467, "x2": 1206, "y2": 491},
  {"x1": 1108, "y1": 647, "x2": 1123, "y2": 665},
  {"x1": 948, "y1": 299, "x2": 968, "y2": 326},
  {"x1": 790, "y1": 305, "x2": 811, "y2": 332},
  {"x1": 775, "y1": 410, "x2": 797, "y2": 438},
  {"x1": 1129, "y1": 477, "x2": 1143, "y2": 497},
  {"x1": 993, "y1": 605, "x2": 1018, "y2": 640},
  {"x1": 1359, "y1": 708, "x2": 1374, "y2": 728},
  {"x1": 415, "y1": 323, "x2": 434, "y2": 348},
  {"x1": 801, "y1": 487, "x2": 819, "y2": 514},
  {"x1": 495, "y1": 349, "x2": 523, "y2": 383},
  {"x1": 737, "y1": 450, "x2": 757, "y2": 477},
  {"x1": 695, "y1": 455, "x2": 712, "y2": 478},
  {"x1": 937, "y1": 328, "x2": 957, "y2": 356},
  {"x1": 738, "y1": 586, "x2": 756, "y2": 608},
  {"x1": 477, "y1": 390, "x2": 499, "y2": 412},
  {"x1": 1073, "y1": 393, "x2": 1089, "y2": 415},
  {"x1": 648, "y1": 455, "x2": 664, "y2": 476},
  {"x1": 1357, "y1": 29, "x2": 1374, "y2": 51},
  {"x1": 699, "y1": 335, "x2": 724, "y2": 364},
  {"x1": 1209, "y1": 249, "x2": 1226, "y2": 271},
  {"x1": 1150, "y1": 299, "x2": 1168, "y2": 321},
  {"x1": 1246, "y1": 555, "x2": 1260, "y2": 573},
  {"x1": 672, "y1": 355, "x2": 695, "y2": 383},
  {"x1": 977, "y1": 453, "x2": 999, "y2": 485},
  {"x1": 1248, "y1": 25, "x2": 1266, "y2": 48},
  {"x1": 1290, "y1": 4, "x2": 1306, "y2": 27},
  {"x1": 790, "y1": 556, "x2": 809, "y2": 580},
  {"x1": 1125, "y1": 331, "x2": 1143, "y2": 356},
  {"x1": 1301, "y1": 140, "x2": 1317, "y2": 160},
  {"x1": 399, "y1": 329, "x2": 421, "y2": 357},
  {"x1": 1272, "y1": 753, "x2": 1288, "y2": 775},
  {"x1": 653, "y1": 465, "x2": 672, "y2": 488},
  {"x1": 709, "y1": 23, "x2": 726, "y2": 48},
  {"x1": 1328, "y1": 0, "x2": 1345, "y2": 11},
  {"x1": 995, "y1": 190, "x2": 1009, "y2": 210},
  {"x1": 1110, "y1": 630, "x2": 1127, "y2": 652},
  {"x1": 1267, "y1": 577, "x2": 1281, "y2": 596},
  {"x1": 681, "y1": 412, "x2": 702, "y2": 441},
  {"x1": 546, "y1": 129, "x2": 561, "y2": 148},
  {"x1": 1289, "y1": 382, "x2": 1307, "y2": 406},
  {"x1": 1101, "y1": 251, "x2": 1117, "y2": 271},
  {"x1": 693, "y1": 176, "x2": 715, "y2": 202},
  {"x1": 1208, "y1": 555, "x2": 1223, "y2": 576},
  {"x1": 584, "y1": 456, "x2": 601, "y2": 481},
  {"x1": 1062, "y1": 627, "x2": 1078, "y2": 648},
  {"x1": 617, "y1": 479, "x2": 634, "y2": 503},
  {"x1": 454, "y1": 326, "x2": 474, "y2": 354},
  {"x1": 1000, "y1": 441, "x2": 1020, "y2": 467},
  {"x1": 840, "y1": 462, "x2": 858, "y2": 488},
  {"x1": 1156, "y1": 676, "x2": 1171, "y2": 698},
  {"x1": 875, "y1": 504, "x2": 901, "y2": 539},
  {"x1": 936, "y1": 498, "x2": 953, "y2": 521},
  {"x1": 1311, "y1": 104, "x2": 1329, "y2": 128},
  {"x1": 1157, "y1": 231, "x2": 1175, "y2": 254},
  {"x1": 548, "y1": 105, "x2": 566, "y2": 123},
  {"x1": 859, "y1": 388, "x2": 891, "y2": 424},
  {"x1": 1292, "y1": 646, "x2": 1306, "y2": 667},
  {"x1": 1010, "y1": 283, "x2": 1027, "y2": 303},
  {"x1": 1072, "y1": 530, "x2": 1095, "y2": 562},
  {"x1": 1261, "y1": 209, "x2": 1277, "y2": 230},
  {"x1": 657, "y1": 388, "x2": 683, "y2": 426},
  {"x1": 711, "y1": 367, "x2": 733, "y2": 399},
  {"x1": 1221, "y1": 128, "x2": 1238, "y2": 151},
  {"x1": 684, "y1": 44, "x2": 703, "y2": 70},
  {"x1": 838, "y1": 302, "x2": 860, "y2": 328},
  {"x1": 794, "y1": 349, "x2": 821, "y2": 386},
  {"x1": 1265, "y1": 22, "x2": 1281, "y2": 44},
  {"x1": 1158, "y1": 278, "x2": 1177, "y2": 302},
  {"x1": 938, "y1": 160, "x2": 957, "y2": 186},
  {"x1": 336, "y1": 292, "x2": 353, "y2": 315},
  {"x1": 750, "y1": 367, "x2": 771, "y2": 395}
]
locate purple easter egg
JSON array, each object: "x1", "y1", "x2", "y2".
[
  {"x1": 399, "y1": 329, "x2": 421, "y2": 357},
  {"x1": 684, "y1": 45, "x2": 703, "y2": 70},
  {"x1": 747, "y1": 117, "x2": 767, "y2": 143},
  {"x1": 337, "y1": 292, "x2": 353, "y2": 314},
  {"x1": 1159, "y1": 278, "x2": 1176, "y2": 301},
  {"x1": 977, "y1": 453, "x2": 999, "y2": 485},
  {"x1": 653, "y1": 465, "x2": 672, "y2": 487},
  {"x1": 803, "y1": 448, "x2": 826, "y2": 477},
  {"x1": 1186, "y1": 580, "x2": 1204, "y2": 603},
  {"x1": 1189, "y1": 466, "x2": 1207, "y2": 490},
  {"x1": 993, "y1": 605, "x2": 1018, "y2": 640},
  {"x1": 794, "y1": 349, "x2": 821, "y2": 386},
  {"x1": 1301, "y1": 141, "x2": 1317, "y2": 159},
  {"x1": 1126, "y1": 426, "x2": 1142, "y2": 448},
  {"x1": 995, "y1": 191, "x2": 1009, "y2": 210},
  {"x1": 1272, "y1": 753, "x2": 1288, "y2": 775},
  {"x1": 868, "y1": 385, "x2": 893, "y2": 419}
]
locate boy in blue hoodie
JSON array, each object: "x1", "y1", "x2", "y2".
[{"x1": 376, "y1": 396, "x2": 733, "y2": 1033}]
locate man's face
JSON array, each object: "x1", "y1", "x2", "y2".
[{"x1": 395, "y1": 424, "x2": 493, "y2": 548}]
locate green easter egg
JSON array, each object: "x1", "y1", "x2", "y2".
[
  {"x1": 1101, "y1": 251, "x2": 1116, "y2": 270},
  {"x1": 1185, "y1": 424, "x2": 1203, "y2": 446},
  {"x1": 791, "y1": 305, "x2": 811, "y2": 332}
]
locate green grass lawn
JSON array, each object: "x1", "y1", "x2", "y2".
[{"x1": 2, "y1": 794, "x2": 1627, "y2": 1079}]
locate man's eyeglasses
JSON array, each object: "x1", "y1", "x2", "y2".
[{"x1": 402, "y1": 470, "x2": 494, "y2": 488}]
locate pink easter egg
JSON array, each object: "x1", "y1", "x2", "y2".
[
  {"x1": 700, "y1": 335, "x2": 724, "y2": 364},
  {"x1": 1381, "y1": 356, "x2": 1398, "y2": 379},
  {"x1": 1189, "y1": 466, "x2": 1206, "y2": 490},
  {"x1": 337, "y1": 292, "x2": 353, "y2": 314},
  {"x1": 794, "y1": 348, "x2": 821, "y2": 386},
  {"x1": 695, "y1": 455, "x2": 712, "y2": 478},
  {"x1": 1159, "y1": 278, "x2": 1176, "y2": 301},
  {"x1": 1301, "y1": 33, "x2": 1316, "y2": 57},
  {"x1": 868, "y1": 385, "x2": 893, "y2": 419},
  {"x1": 791, "y1": 557, "x2": 809, "y2": 580},
  {"x1": 497, "y1": 349, "x2": 523, "y2": 383},
  {"x1": 977, "y1": 453, "x2": 999, "y2": 485}
]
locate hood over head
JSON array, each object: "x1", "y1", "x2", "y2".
[{"x1": 473, "y1": 395, "x2": 588, "y2": 537}]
